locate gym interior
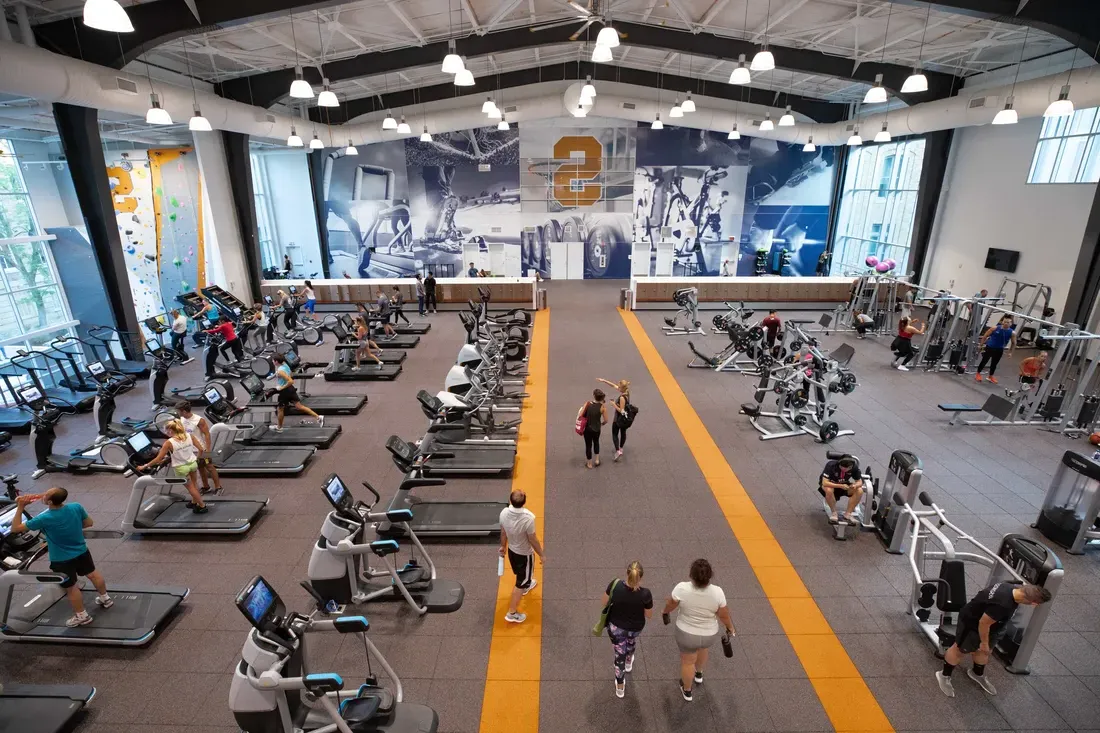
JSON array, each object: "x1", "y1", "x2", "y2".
[{"x1": 1, "y1": 1, "x2": 1100, "y2": 732}]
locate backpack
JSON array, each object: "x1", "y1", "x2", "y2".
[{"x1": 618, "y1": 399, "x2": 639, "y2": 428}]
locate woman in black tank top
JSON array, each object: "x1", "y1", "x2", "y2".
[{"x1": 578, "y1": 389, "x2": 607, "y2": 468}]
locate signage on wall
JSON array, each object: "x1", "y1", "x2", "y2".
[{"x1": 552, "y1": 135, "x2": 602, "y2": 208}]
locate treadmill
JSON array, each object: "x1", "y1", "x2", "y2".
[
  {"x1": 321, "y1": 318, "x2": 407, "y2": 366},
  {"x1": 322, "y1": 355, "x2": 402, "y2": 381},
  {"x1": 388, "y1": 433, "x2": 513, "y2": 477},
  {"x1": 207, "y1": 423, "x2": 316, "y2": 475},
  {"x1": 0, "y1": 503, "x2": 188, "y2": 645},
  {"x1": 122, "y1": 470, "x2": 269, "y2": 534},
  {"x1": 86, "y1": 325, "x2": 150, "y2": 379},
  {"x1": 240, "y1": 374, "x2": 366, "y2": 416},
  {"x1": 377, "y1": 444, "x2": 505, "y2": 539},
  {"x1": 0, "y1": 683, "x2": 95, "y2": 733},
  {"x1": 203, "y1": 386, "x2": 341, "y2": 448}
]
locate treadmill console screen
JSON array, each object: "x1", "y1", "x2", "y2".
[
  {"x1": 204, "y1": 387, "x2": 223, "y2": 405},
  {"x1": 242, "y1": 375, "x2": 263, "y2": 394},
  {"x1": 126, "y1": 431, "x2": 152, "y2": 453},
  {"x1": 322, "y1": 474, "x2": 353, "y2": 511},
  {"x1": 88, "y1": 361, "x2": 106, "y2": 377},
  {"x1": 386, "y1": 435, "x2": 414, "y2": 461},
  {"x1": 18, "y1": 385, "x2": 43, "y2": 405},
  {"x1": 0, "y1": 503, "x2": 35, "y2": 538},
  {"x1": 289, "y1": 285, "x2": 297, "y2": 294},
  {"x1": 236, "y1": 576, "x2": 281, "y2": 630},
  {"x1": 263, "y1": 295, "x2": 273, "y2": 306}
]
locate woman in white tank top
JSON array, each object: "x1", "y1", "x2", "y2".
[
  {"x1": 137, "y1": 420, "x2": 208, "y2": 513},
  {"x1": 176, "y1": 401, "x2": 222, "y2": 493}
]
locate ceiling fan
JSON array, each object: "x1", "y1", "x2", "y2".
[{"x1": 528, "y1": 0, "x2": 625, "y2": 42}]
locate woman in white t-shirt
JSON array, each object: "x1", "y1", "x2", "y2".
[{"x1": 662, "y1": 558, "x2": 736, "y2": 702}]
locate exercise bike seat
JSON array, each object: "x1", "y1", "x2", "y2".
[{"x1": 740, "y1": 403, "x2": 761, "y2": 418}]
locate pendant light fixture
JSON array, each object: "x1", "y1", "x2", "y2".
[
  {"x1": 592, "y1": 44, "x2": 613, "y2": 63},
  {"x1": 420, "y1": 127, "x2": 432, "y2": 142},
  {"x1": 345, "y1": 140, "x2": 358, "y2": 155},
  {"x1": 317, "y1": 81, "x2": 339, "y2": 107},
  {"x1": 497, "y1": 118, "x2": 510, "y2": 131},
  {"x1": 382, "y1": 110, "x2": 398, "y2": 130},
  {"x1": 287, "y1": 12, "x2": 314, "y2": 99},
  {"x1": 487, "y1": 104, "x2": 502, "y2": 119},
  {"x1": 803, "y1": 136, "x2": 815, "y2": 152},
  {"x1": 312, "y1": 19, "x2": 338, "y2": 107},
  {"x1": 83, "y1": 0, "x2": 133, "y2": 33},
  {"x1": 901, "y1": 4, "x2": 931, "y2": 94},
  {"x1": 874, "y1": 122, "x2": 891, "y2": 143},
  {"x1": 145, "y1": 93, "x2": 172, "y2": 125},
  {"x1": 441, "y1": 7, "x2": 463, "y2": 75},
  {"x1": 180, "y1": 42, "x2": 211, "y2": 132},
  {"x1": 670, "y1": 99, "x2": 683, "y2": 118},
  {"x1": 397, "y1": 116, "x2": 411, "y2": 134},
  {"x1": 309, "y1": 133, "x2": 324, "y2": 149},
  {"x1": 596, "y1": 24, "x2": 620, "y2": 48},
  {"x1": 759, "y1": 113, "x2": 774, "y2": 131},
  {"x1": 681, "y1": 92, "x2": 695, "y2": 113},
  {"x1": 581, "y1": 76, "x2": 596, "y2": 101},
  {"x1": 574, "y1": 102, "x2": 588, "y2": 118},
  {"x1": 751, "y1": 1, "x2": 776, "y2": 73},
  {"x1": 454, "y1": 66, "x2": 476, "y2": 86},
  {"x1": 482, "y1": 96, "x2": 498, "y2": 114},
  {"x1": 728, "y1": 123, "x2": 740, "y2": 140},
  {"x1": 287, "y1": 126, "x2": 303, "y2": 147},
  {"x1": 993, "y1": 28, "x2": 1029, "y2": 125},
  {"x1": 729, "y1": 55, "x2": 751, "y2": 85},
  {"x1": 651, "y1": 114, "x2": 663, "y2": 130},
  {"x1": 778, "y1": 106, "x2": 795, "y2": 126},
  {"x1": 863, "y1": 74, "x2": 888, "y2": 104},
  {"x1": 1045, "y1": 39, "x2": 1078, "y2": 118},
  {"x1": 847, "y1": 127, "x2": 862, "y2": 146}
]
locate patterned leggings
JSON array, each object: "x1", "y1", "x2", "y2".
[{"x1": 608, "y1": 623, "x2": 642, "y2": 682}]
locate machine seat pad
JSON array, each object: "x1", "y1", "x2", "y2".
[{"x1": 938, "y1": 403, "x2": 982, "y2": 412}]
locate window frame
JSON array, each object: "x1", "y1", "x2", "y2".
[{"x1": 1028, "y1": 106, "x2": 1100, "y2": 184}]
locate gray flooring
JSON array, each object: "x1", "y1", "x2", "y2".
[{"x1": 1, "y1": 281, "x2": 1098, "y2": 732}]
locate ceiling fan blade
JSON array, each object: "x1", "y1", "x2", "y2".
[
  {"x1": 569, "y1": 18, "x2": 598, "y2": 41},
  {"x1": 529, "y1": 18, "x2": 589, "y2": 32},
  {"x1": 566, "y1": 1, "x2": 593, "y2": 15}
]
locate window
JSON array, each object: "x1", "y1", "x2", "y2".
[
  {"x1": 1028, "y1": 107, "x2": 1100, "y2": 184},
  {"x1": 250, "y1": 153, "x2": 279, "y2": 272},
  {"x1": 830, "y1": 138, "x2": 926, "y2": 275},
  {"x1": 0, "y1": 140, "x2": 38, "y2": 238}
]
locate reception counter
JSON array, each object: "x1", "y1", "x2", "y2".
[
  {"x1": 260, "y1": 276, "x2": 539, "y2": 309},
  {"x1": 629, "y1": 276, "x2": 857, "y2": 310}
]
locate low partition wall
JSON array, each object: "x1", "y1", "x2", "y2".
[
  {"x1": 260, "y1": 277, "x2": 539, "y2": 309},
  {"x1": 630, "y1": 276, "x2": 857, "y2": 309}
]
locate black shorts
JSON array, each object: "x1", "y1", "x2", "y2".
[
  {"x1": 50, "y1": 550, "x2": 95, "y2": 588},
  {"x1": 1021, "y1": 375, "x2": 1036, "y2": 385},
  {"x1": 954, "y1": 617, "x2": 1005, "y2": 653},
  {"x1": 277, "y1": 386, "x2": 300, "y2": 405},
  {"x1": 508, "y1": 549, "x2": 534, "y2": 589},
  {"x1": 818, "y1": 479, "x2": 852, "y2": 499}
]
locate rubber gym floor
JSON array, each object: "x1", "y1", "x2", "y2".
[{"x1": 2, "y1": 278, "x2": 1100, "y2": 733}]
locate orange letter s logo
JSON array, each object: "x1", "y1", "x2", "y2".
[{"x1": 552, "y1": 136, "x2": 603, "y2": 208}]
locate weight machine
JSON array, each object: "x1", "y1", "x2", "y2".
[
  {"x1": 662, "y1": 288, "x2": 704, "y2": 336},
  {"x1": 994, "y1": 277, "x2": 1053, "y2": 347},
  {"x1": 1033, "y1": 450, "x2": 1100, "y2": 554}
]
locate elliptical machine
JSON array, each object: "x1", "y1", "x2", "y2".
[
  {"x1": 147, "y1": 344, "x2": 232, "y2": 410},
  {"x1": 18, "y1": 385, "x2": 131, "y2": 479}
]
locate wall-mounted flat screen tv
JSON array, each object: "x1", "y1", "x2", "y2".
[{"x1": 984, "y1": 248, "x2": 1019, "y2": 273}]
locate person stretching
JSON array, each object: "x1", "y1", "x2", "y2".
[
  {"x1": 270, "y1": 352, "x2": 323, "y2": 431},
  {"x1": 974, "y1": 315, "x2": 1016, "y2": 384},
  {"x1": 176, "y1": 400, "x2": 222, "y2": 494},
  {"x1": 10, "y1": 488, "x2": 113, "y2": 627},
  {"x1": 353, "y1": 316, "x2": 383, "y2": 370},
  {"x1": 138, "y1": 420, "x2": 208, "y2": 513},
  {"x1": 819, "y1": 454, "x2": 864, "y2": 525},
  {"x1": 598, "y1": 378, "x2": 632, "y2": 461}
]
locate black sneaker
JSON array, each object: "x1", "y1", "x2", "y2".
[
  {"x1": 192, "y1": 504, "x2": 209, "y2": 514},
  {"x1": 694, "y1": 671, "x2": 704, "y2": 685},
  {"x1": 679, "y1": 682, "x2": 693, "y2": 702}
]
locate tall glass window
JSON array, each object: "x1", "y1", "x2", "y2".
[
  {"x1": 1028, "y1": 107, "x2": 1100, "y2": 184},
  {"x1": 830, "y1": 138, "x2": 926, "y2": 275},
  {"x1": 248, "y1": 146, "x2": 323, "y2": 279}
]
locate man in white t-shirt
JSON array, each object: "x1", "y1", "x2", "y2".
[
  {"x1": 169, "y1": 309, "x2": 192, "y2": 364},
  {"x1": 498, "y1": 490, "x2": 544, "y2": 624},
  {"x1": 662, "y1": 559, "x2": 736, "y2": 702}
]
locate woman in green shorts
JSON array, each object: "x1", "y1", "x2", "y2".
[{"x1": 138, "y1": 420, "x2": 208, "y2": 513}]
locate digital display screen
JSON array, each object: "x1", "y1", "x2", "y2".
[
  {"x1": 289, "y1": 286, "x2": 297, "y2": 294},
  {"x1": 204, "y1": 388, "x2": 222, "y2": 404},
  {"x1": 243, "y1": 375, "x2": 262, "y2": 392},
  {"x1": 324, "y1": 474, "x2": 348, "y2": 508},
  {"x1": 985, "y1": 248, "x2": 1020, "y2": 273},
  {"x1": 242, "y1": 578, "x2": 275, "y2": 625},
  {"x1": 88, "y1": 362, "x2": 105, "y2": 376},
  {"x1": 126, "y1": 431, "x2": 152, "y2": 452},
  {"x1": 263, "y1": 295, "x2": 273, "y2": 305},
  {"x1": 18, "y1": 386, "x2": 42, "y2": 403}
]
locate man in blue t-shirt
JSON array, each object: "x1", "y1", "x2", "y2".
[{"x1": 11, "y1": 487, "x2": 112, "y2": 627}]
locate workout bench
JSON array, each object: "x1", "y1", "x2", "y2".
[{"x1": 938, "y1": 403, "x2": 983, "y2": 426}]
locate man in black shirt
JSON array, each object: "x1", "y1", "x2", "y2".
[
  {"x1": 936, "y1": 582, "x2": 1051, "y2": 697},
  {"x1": 818, "y1": 455, "x2": 863, "y2": 525}
]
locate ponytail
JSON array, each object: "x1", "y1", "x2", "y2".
[{"x1": 626, "y1": 561, "x2": 643, "y2": 587}]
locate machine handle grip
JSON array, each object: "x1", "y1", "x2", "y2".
[
  {"x1": 892, "y1": 491, "x2": 906, "y2": 506},
  {"x1": 918, "y1": 492, "x2": 933, "y2": 506},
  {"x1": 360, "y1": 481, "x2": 381, "y2": 504}
]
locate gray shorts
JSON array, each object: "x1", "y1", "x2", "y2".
[{"x1": 675, "y1": 625, "x2": 720, "y2": 653}]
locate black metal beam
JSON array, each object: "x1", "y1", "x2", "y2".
[
  {"x1": 907, "y1": 128, "x2": 953, "y2": 282},
  {"x1": 307, "y1": 62, "x2": 847, "y2": 125},
  {"x1": 1064, "y1": 181, "x2": 1100, "y2": 327},
  {"x1": 221, "y1": 131, "x2": 264, "y2": 301},
  {"x1": 897, "y1": 1, "x2": 1100, "y2": 54},
  {"x1": 220, "y1": 20, "x2": 957, "y2": 109}
]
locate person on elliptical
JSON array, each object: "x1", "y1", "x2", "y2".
[
  {"x1": 819, "y1": 455, "x2": 863, "y2": 525},
  {"x1": 10, "y1": 488, "x2": 113, "y2": 627},
  {"x1": 270, "y1": 352, "x2": 322, "y2": 431},
  {"x1": 352, "y1": 316, "x2": 383, "y2": 371},
  {"x1": 138, "y1": 420, "x2": 208, "y2": 514},
  {"x1": 242, "y1": 302, "x2": 269, "y2": 348},
  {"x1": 169, "y1": 309, "x2": 192, "y2": 364},
  {"x1": 578, "y1": 389, "x2": 607, "y2": 469},
  {"x1": 762, "y1": 310, "x2": 782, "y2": 353},
  {"x1": 302, "y1": 280, "x2": 317, "y2": 315},
  {"x1": 277, "y1": 289, "x2": 297, "y2": 331},
  {"x1": 974, "y1": 315, "x2": 1016, "y2": 384},
  {"x1": 891, "y1": 317, "x2": 925, "y2": 371},
  {"x1": 1018, "y1": 351, "x2": 1048, "y2": 386},
  {"x1": 176, "y1": 400, "x2": 222, "y2": 494},
  {"x1": 195, "y1": 298, "x2": 216, "y2": 324},
  {"x1": 597, "y1": 378, "x2": 632, "y2": 462},
  {"x1": 203, "y1": 316, "x2": 244, "y2": 366},
  {"x1": 936, "y1": 582, "x2": 1051, "y2": 697}
]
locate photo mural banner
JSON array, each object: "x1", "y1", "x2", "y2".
[{"x1": 307, "y1": 121, "x2": 835, "y2": 279}]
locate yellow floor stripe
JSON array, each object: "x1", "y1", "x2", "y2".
[
  {"x1": 619, "y1": 309, "x2": 894, "y2": 733},
  {"x1": 479, "y1": 309, "x2": 549, "y2": 733}
]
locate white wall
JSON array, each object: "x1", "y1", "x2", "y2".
[
  {"x1": 923, "y1": 118, "x2": 1096, "y2": 319},
  {"x1": 256, "y1": 150, "x2": 324, "y2": 277}
]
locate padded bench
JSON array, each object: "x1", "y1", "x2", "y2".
[{"x1": 938, "y1": 403, "x2": 983, "y2": 426}]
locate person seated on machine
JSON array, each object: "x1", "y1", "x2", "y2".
[
  {"x1": 353, "y1": 316, "x2": 383, "y2": 371},
  {"x1": 819, "y1": 455, "x2": 864, "y2": 525},
  {"x1": 1018, "y1": 351, "x2": 1048, "y2": 388}
]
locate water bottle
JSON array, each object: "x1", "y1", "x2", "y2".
[
  {"x1": 497, "y1": 556, "x2": 505, "y2": 577},
  {"x1": 1092, "y1": 449, "x2": 1100, "y2": 463}
]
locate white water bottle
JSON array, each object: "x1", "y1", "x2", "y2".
[
  {"x1": 497, "y1": 556, "x2": 505, "y2": 576},
  {"x1": 1092, "y1": 449, "x2": 1100, "y2": 463}
]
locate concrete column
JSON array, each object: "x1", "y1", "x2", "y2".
[{"x1": 192, "y1": 130, "x2": 254, "y2": 301}]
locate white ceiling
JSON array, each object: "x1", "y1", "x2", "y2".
[{"x1": 15, "y1": 0, "x2": 1083, "y2": 107}]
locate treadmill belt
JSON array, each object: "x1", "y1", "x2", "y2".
[
  {"x1": 324, "y1": 364, "x2": 401, "y2": 381},
  {"x1": 152, "y1": 500, "x2": 265, "y2": 529},
  {"x1": 246, "y1": 395, "x2": 366, "y2": 415},
  {"x1": 0, "y1": 696, "x2": 85, "y2": 733},
  {"x1": 374, "y1": 335, "x2": 420, "y2": 349},
  {"x1": 243, "y1": 426, "x2": 340, "y2": 448},
  {"x1": 393, "y1": 322, "x2": 430, "y2": 334},
  {"x1": 413, "y1": 502, "x2": 505, "y2": 529},
  {"x1": 216, "y1": 447, "x2": 314, "y2": 471},
  {"x1": 5, "y1": 587, "x2": 184, "y2": 643}
]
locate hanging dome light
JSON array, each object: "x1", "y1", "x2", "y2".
[
  {"x1": 145, "y1": 93, "x2": 172, "y2": 125},
  {"x1": 317, "y1": 79, "x2": 339, "y2": 108},
  {"x1": 803, "y1": 137, "x2": 816, "y2": 152},
  {"x1": 669, "y1": 101, "x2": 683, "y2": 118},
  {"x1": 574, "y1": 102, "x2": 588, "y2": 118},
  {"x1": 309, "y1": 134, "x2": 324, "y2": 149},
  {"x1": 497, "y1": 118, "x2": 510, "y2": 131},
  {"x1": 847, "y1": 128, "x2": 863, "y2": 146},
  {"x1": 778, "y1": 105, "x2": 795, "y2": 126},
  {"x1": 482, "y1": 96, "x2": 498, "y2": 114},
  {"x1": 188, "y1": 106, "x2": 211, "y2": 132},
  {"x1": 382, "y1": 110, "x2": 398, "y2": 130},
  {"x1": 592, "y1": 45, "x2": 613, "y2": 63},
  {"x1": 1044, "y1": 84, "x2": 1074, "y2": 118},
  {"x1": 901, "y1": 68, "x2": 928, "y2": 94},
  {"x1": 345, "y1": 140, "x2": 358, "y2": 155},
  {"x1": 728, "y1": 123, "x2": 740, "y2": 140},
  {"x1": 680, "y1": 93, "x2": 695, "y2": 113},
  {"x1": 287, "y1": 127, "x2": 303, "y2": 147},
  {"x1": 454, "y1": 67, "x2": 476, "y2": 86},
  {"x1": 420, "y1": 127, "x2": 432, "y2": 142},
  {"x1": 651, "y1": 113, "x2": 663, "y2": 130},
  {"x1": 397, "y1": 117, "x2": 412, "y2": 134},
  {"x1": 759, "y1": 113, "x2": 774, "y2": 132},
  {"x1": 83, "y1": 0, "x2": 134, "y2": 33},
  {"x1": 729, "y1": 54, "x2": 751, "y2": 85},
  {"x1": 863, "y1": 74, "x2": 888, "y2": 104},
  {"x1": 581, "y1": 76, "x2": 596, "y2": 100},
  {"x1": 289, "y1": 66, "x2": 314, "y2": 99},
  {"x1": 596, "y1": 25, "x2": 620, "y2": 48},
  {"x1": 992, "y1": 95, "x2": 1018, "y2": 125},
  {"x1": 487, "y1": 103, "x2": 502, "y2": 120},
  {"x1": 874, "y1": 123, "x2": 891, "y2": 143},
  {"x1": 750, "y1": 47, "x2": 774, "y2": 72},
  {"x1": 441, "y1": 40, "x2": 464, "y2": 74}
]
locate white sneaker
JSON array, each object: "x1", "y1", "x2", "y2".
[
  {"x1": 95, "y1": 595, "x2": 113, "y2": 608},
  {"x1": 897, "y1": 365, "x2": 910, "y2": 372},
  {"x1": 505, "y1": 611, "x2": 526, "y2": 623},
  {"x1": 968, "y1": 669, "x2": 997, "y2": 695},
  {"x1": 66, "y1": 613, "x2": 93, "y2": 627},
  {"x1": 615, "y1": 681, "x2": 625, "y2": 698},
  {"x1": 935, "y1": 671, "x2": 955, "y2": 697},
  {"x1": 317, "y1": 416, "x2": 325, "y2": 427},
  {"x1": 522, "y1": 578, "x2": 538, "y2": 596},
  {"x1": 270, "y1": 425, "x2": 284, "y2": 433},
  {"x1": 624, "y1": 654, "x2": 634, "y2": 673}
]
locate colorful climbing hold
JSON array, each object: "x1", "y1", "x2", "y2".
[
  {"x1": 169, "y1": 212, "x2": 177, "y2": 222},
  {"x1": 172, "y1": 257, "x2": 182, "y2": 267},
  {"x1": 170, "y1": 196, "x2": 179, "y2": 207}
]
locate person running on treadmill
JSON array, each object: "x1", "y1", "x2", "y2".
[
  {"x1": 819, "y1": 455, "x2": 864, "y2": 525},
  {"x1": 302, "y1": 281, "x2": 317, "y2": 315},
  {"x1": 390, "y1": 286, "x2": 410, "y2": 324},
  {"x1": 936, "y1": 583, "x2": 1051, "y2": 697},
  {"x1": 169, "y1": 309, "x2": 192, "y2": 364},
  {"x1": 269, "y1": 353, "x2": 323, "y2": 431},
  {"x1": 203, "y1": 316, "x2": 245, "y2": 368},
  {"x1": 499, "y1": 489, "x2": 544, "y2": 624},
  {"x1": 372, "y1": 290, "x2": 396, "y2": 339},
  {"x1": 424, "y1": 272, "x2": 438, "y2": 313},
  {"x1": 1019, "y1": 351, "x2": 1048, "y2": 386},
  {"x1": 138, "y1": 420, "x2": 208, "y2": 513},
  {"x1": 176, "y1": 400, "x2": 222, "y2": 494},
  {"x1": 10, "y1": 488, "x2": 113, "y2": 627},
  {"x1": 352, "y1": 316, "x2": 383, "y2": 371}
]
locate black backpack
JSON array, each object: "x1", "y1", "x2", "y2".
[{"x1": 618, "y1": 399, "x2": 639, "y2": 427}]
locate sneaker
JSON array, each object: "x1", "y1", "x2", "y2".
[
  {"x1": 522, "y1": 578, "x2": 538, "y2": 596},
  {"x1": 624, "y1": 655, "x2": 634, "y2": 673},
  {"x1": 828, "y1": 512, "x2": 839, "y2": 524},
  {"x1": 897, "y1": 365, "x2": 909, "y2": 372},
  {"x1": 935, "y1": 671, "x2": 955, "y2": 697},
  {"x1": 613, "y1": 449, "x2": 622, "y2": 462},
  {"x1": 504, "y1": 611, "x2": 526, "y2": 623},
  {"x1": 679, "y1": 682, "x2": 693, "y2": 702},
  {"x1": 95, "y1": 595, "x2": 113, "y2": 609},
  {"x1": 317, "y1": 416, "x2": 325, "y2": 427},
  {"x1": 975, "y1": 374, "x2": 983, "y2": 382},
  {"x1": 352, "y1": 366, "x2": 360, "y2": 371},
  {"x1": 615, "y1": 681, "x2": 625, "y2": 698},
  {"x1": 270, "y1": 425, "x2": 284, "y2": 433},
  {"x1": 181, "y1": 357, "x2": 194, "y2": 365},
  {"x1": 968, "y1": 669, "x2": 997, "y2": 695},
  {"x1": 988, "y1": 376, "x2": 998, "y2": 384},
  {"x1": 694, "y1": 671, "x2": 704, "y2": 685},
  {"x1": 200, "y1": 485, "x2": 212, "y2": 495},
  {"x1": 192, "y1": 504, "x2": 209, "y2": 514},
  {"x1": 66, "y1": 613, "x2": 93, "y2": 627}
]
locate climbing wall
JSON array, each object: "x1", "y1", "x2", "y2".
[
  {"x1": 107, "y1": 151, "x2": 161, "y2": 319},
  {"x1": 149, "y1": 148, "x2": 204, "y2": 305}
]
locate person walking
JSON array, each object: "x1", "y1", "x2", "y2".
[
  {"x1": 353, "y1": 316, "x2": 383, "y2": 370},
  {"x1": 391, "y1": 286, "x2": 410, "y2": 324},
  {"x1": 578, "y1": 389, "x2": 607, "y2": 469},
  {"x1": 176, "y1": 400, "x2": 222, "y2": 494},
  {"x1": 372, "y1": 290, "x2": 396, "y2": 339},
  {"x1": 662, "y1": 559, "x2": 736, "y2": 702},
  {"x1": 891, "y1": 317, "x2": 926, "y2": 371},
  {"x1": 498, "y1": 489, "x2": 544, "y2": 624},
  {"x1": 302, "y1": 280, "x2": 317, "y2": 316},
  {"x1": 603, "y1": 561, "x2": 653, "y2": 698},
  {"x1": 269, "y1": 352, "x2": 323, "y2": 431},
  {"x1": 974, "y1": 315, "x2": 1017, "y2": 384},
  {"x1": 10, "y1": 488, "x2": 113, "y2": 627},
  {"x1": 936, "y1": 583, "x2": 1051, "y2": 697},
  {"x1": 424, "y1": 272, "x2": 438, "y2": 314},
  {"x1": 415, "y1": 273, "x2": 427, "y2": 316},
  {"x1": 137, "y1": 420, "x2": 208, "y2": 513},
  {"x1": 169, "y1": 309, "x2": 192, "y2": 364},
  {"x1": 282, "y1": 253, "x2": 293, "y2": 275},
  {"x1": 597, "y1": 378, "x2": 633, "y2": 461}
]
